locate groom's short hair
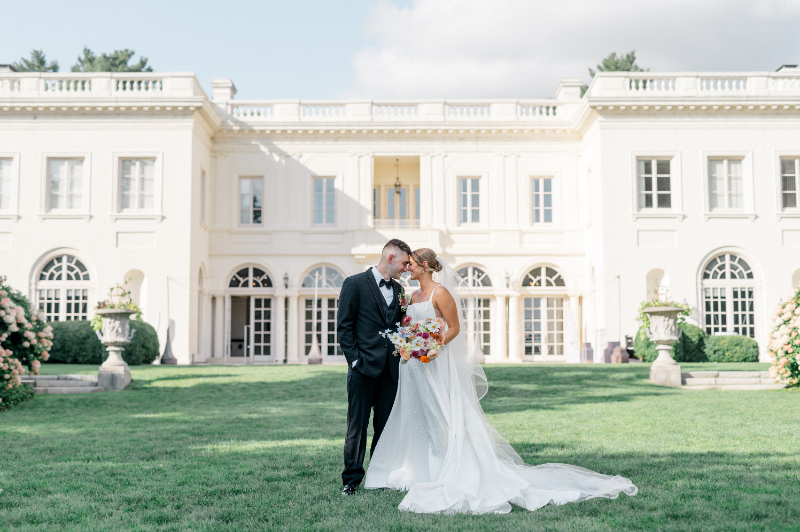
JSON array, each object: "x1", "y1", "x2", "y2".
[{"x1": 383, "y1": 238, "x2": 412, "y2": 258}]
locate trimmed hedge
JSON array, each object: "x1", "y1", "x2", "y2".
[
  {"x1": 634, "y1": 323, "x2": 708, "y2": 363},
  {"x1": 48, "y1": 319, "x2": 159, "y2": 365},
  {"x1": 0, "y1": 383, "x2": 35, "y2": 412},
  {"x1": 705, "y1": 334, "x2": 759, "y2": 362}
]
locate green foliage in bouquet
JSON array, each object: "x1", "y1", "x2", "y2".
[
  {"x1": 705, "y1": 335, "x2": 759, "y2": 363},
  {"x1": 768, "y1": 286, "x2": 800, "y2": 386},
  {"x1": 634, "y1": 323, "x2": 707, "y2": 363},
  {"x1": 49, "y1": 320, "x2": 159, "y2": 365}
]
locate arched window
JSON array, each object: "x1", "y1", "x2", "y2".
[
  {"x1": 521, "y1": 265, "x2": 566, "y2": 360},
  {"x1": 229, "y1": 266, "x2": 273, "y2": 288},
  {"x1": 701, "y1": 253, "x2": 755, "y2": 337},
  {"x1": 522, "y1": 266, "x2": 565, "y2": 287},
  {"x1": 302, "y1": 266, "x2": 344, "y2": 288},
  {"x1": 457, "y1": 266, "x2": 492, "y2": 287},
  {"x1": 301, "y1": 266, "x2": 345, "y2": 359},
  {"x1": 36, "y1": 254, "x2": 91, "y2": 321}
]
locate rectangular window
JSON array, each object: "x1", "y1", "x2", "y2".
[
  {"x1": 239, "y1": 177, "x2": 263, "y2": 225},
  {"x1": 120, "y1": 159, "x2": 154, "y2": 211},
  {"x1": 304, "y1": 297, "x2": 342, "y2": 356},
  {"x1": 781, "y1": 158, "x2": 799, "y2": 209},
  {"x1": 386, "y1": 187, "x2": 408, "y2": 220},
  {"x1": 48, "y1": 159, "x2": 83, "y2": 211},
  {"x1": 0, "y1": 159, "x2": 11, "y2": 210},
  {"x1": 523, "y1": 297, "x2": 564, "y2": 357},
  {"x1": 532, "y1": 178, "x2": 553, "y2": 223},
  {"x1": 709, "y1": 158, "x2": 743, "y2": 210},
  {"x1": 415, "y1": 186, "x2": 421, "y2": 220},
  {"x1": 373, "y1": 187, "x2": 380, "y2": 218},
  {"x1": 638, "y1": 159, "x2": 671, "y2": 210},
  {"x1": 200, "y1": 170, "x2": 207, "y2": 223},
  {"x1": 313, "y1": 177, "x2": 335, "y2": 225},
  {"x1": 458, "y1": 177, "x2": 480, "y2": 224}
]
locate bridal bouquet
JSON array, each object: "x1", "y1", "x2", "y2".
[{"x1": 381, "y1": 317, "x2": 446, "y2": 364}]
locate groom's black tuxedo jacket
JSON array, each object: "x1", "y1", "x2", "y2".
[{"x1": 337, "y1": 270, "x2": 402, "y2": 383}]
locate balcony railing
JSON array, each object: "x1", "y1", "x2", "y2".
[
  {"x1": 0, "y1": 72, "x2": 205, "y2": 99},
  {"x1": 588, "y1": 71, "x2": 800, "y2": 98},
  {"x1": 374, "y1": 219, "x2": 421, "y2": 229},
  {"x1": 217, "y1": 99, "x2": 575, "y2": 125}
]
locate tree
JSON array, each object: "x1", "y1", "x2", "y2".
[
  {"x1": 13, "y1": 50, "x2": 59, "y2": 72},
  {"x1": 581, "y1": 50, "x2": 648, "y2": 96},
  {"x1": 71, "y1": 47, "x2": 153, "y2": 72}
]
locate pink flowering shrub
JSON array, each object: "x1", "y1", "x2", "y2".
[
  {"x1": 769, "y1": 285, "x2": 800, "y2": 387},
  {"x1": 0, "y1": 277, "x2": 54, "y2": 375}
]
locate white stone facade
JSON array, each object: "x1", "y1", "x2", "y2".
[{"x1": 1, "y1": 69, "x2": 799, "y2": 364}]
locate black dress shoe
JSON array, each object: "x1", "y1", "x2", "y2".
[{"x1": 342, "y1": 484, "x2": 359, "y2": 496}]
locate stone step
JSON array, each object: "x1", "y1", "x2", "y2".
[
  {"x1": 683, "y1": 383, "x2": 786, "y2": 391},
  {"x1": 34, "y1": 380, "x2": 99, "y2": 387},
  {"x1": 36, "y1": 386, "x2": 104, "y2": 394},
  {"x1": 30, "y1": 374, "x2": 98, "y2": 382}
]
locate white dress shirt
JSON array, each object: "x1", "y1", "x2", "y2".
[
  {"x1": 371, "y1": 266, "x2": 394, "y2": 306},
  {"x1": 353, "y1": 267, "x2": 394, "y2": 368}
]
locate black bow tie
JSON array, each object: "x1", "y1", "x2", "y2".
[{"x1": 379, "y1": 278, "x2": 391, "y2": 288}]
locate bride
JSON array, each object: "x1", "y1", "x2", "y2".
[{"x1": 364, "y1": 248, "x2": 638, "y2": 514}]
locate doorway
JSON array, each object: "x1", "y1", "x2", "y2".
[{"x1": 229, "y1": 295, "x2": 275, "y2": 362}]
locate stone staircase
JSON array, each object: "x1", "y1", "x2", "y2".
[
  {"x1": 21, "y1": 375, "x2": 104, "y2": 394},
  {"x1": 681, "y1": 371, "x2": 785, "y2": 391}
]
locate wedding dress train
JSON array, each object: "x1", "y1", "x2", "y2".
[{"x1": 364, "y1": 288, "x2": 637, "y2": 514}]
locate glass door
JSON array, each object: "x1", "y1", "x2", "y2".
[{"x1": 250, "y1": 297, "x2": 274, "y2": 361}]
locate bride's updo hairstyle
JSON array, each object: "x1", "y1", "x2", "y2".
[{"x1": 412, "y1": 248, "x2": 443, "y2": 273}]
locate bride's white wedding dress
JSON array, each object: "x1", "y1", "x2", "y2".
[{"x1": 364, "y1": 286, "x2": 637, "y2": 514}]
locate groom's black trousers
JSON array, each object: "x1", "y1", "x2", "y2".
[{"x1": 342, "y1": 357, "x2": 397, "y2": 486}]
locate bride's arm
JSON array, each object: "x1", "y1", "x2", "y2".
[{"x1": 433, "y1": 288, "x2": 460, "y2": 345}]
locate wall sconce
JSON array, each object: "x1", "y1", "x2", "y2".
[
  {"x1": 504, "y1": 271, "x2": 511, "y2": 289},
  {"x1": 283, "y1": 272, "x2": 289, "y2": 289}
]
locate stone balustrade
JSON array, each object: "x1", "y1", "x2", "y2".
[
  {"x1": 0, "y1": 72, "x2": 205, "y2": 99},
  {"x1": 589, "y1": 71, "x2": 800, "y2": 99},
  {"x1": 218, "y1": 99, "x2": 573, "y2": 124}
]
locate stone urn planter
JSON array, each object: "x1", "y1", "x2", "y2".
[
  {"x1": 642, "y1": 306, "x2": 683, "y2": 387},
  {"x1": 95, "y1": 308, "x2": 136, "y2": 390}
]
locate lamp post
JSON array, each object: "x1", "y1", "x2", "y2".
[{"x1": 307, "y1": 272, "x2": 323, "y2": 364}]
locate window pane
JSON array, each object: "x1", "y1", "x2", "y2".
[
  {"x1": 49, "y1": 159, "x2": 64, "y2": 209},
  {"x1": 399, "y1": 188, "x2": 407, "y2": 219},
  {"x1": 373, "y1": 187, "x2": 380, "y2": 218},
  {"x1": 252, "y1": 179, "x2": 262, "y2": 210},
  {"x1": 120, "y1": 168, "x2": 133, "y2": 210},
  {"x1": 657, "y1": 193, "x2": 671, "y2": 208},
  {"x1": 415, "y1": 187, "x2": 420, "y2": 220},
  {"x1": 728, "y1": 160, "x2": 743, "y2": 209},
  {"x1": 387, "y1": 188, "x2": 395, "y2": 219},
  {"x1": 68, "y1": 160, "x2": 82, "y2": 210},
  {"x1": 543, "y1": 178, "x2": 551, "y2": 193},
  {"x1": 708, "y1": 160, "x2": 724, "y2": 210},
  {"x1": 656, "y1": 160, "x2": 670, "y2": 174},
  {"x1": 325, "y1": 178, "x2": 335, "y2": 224},
  {"x1": 139, "y1": 160, "x2": 155, "y2": 210},
  {"x1": 781, "y1": 159, "x2": 795, "y2": 175},
  {"x1": 0, "y1": 159, "x2": 10, "y2": 210}
]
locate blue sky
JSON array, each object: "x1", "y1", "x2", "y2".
[{"x1": 3, "y1": 0, "x2": 799, "y2": 100}]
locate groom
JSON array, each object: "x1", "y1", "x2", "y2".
[{"x1": 337, "y1": 238, "x2": 412, "y2": 496}]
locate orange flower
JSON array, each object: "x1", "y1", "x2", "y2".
[{"x1": 420, "y1": 356, "x2": 430, "y2": 363}]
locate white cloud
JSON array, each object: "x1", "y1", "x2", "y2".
[{"x1": 343, "y1": 0, "x2": 800, "y2": 99}]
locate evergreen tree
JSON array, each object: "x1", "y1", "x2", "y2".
[
  {"x1": 582, "y1": 50, "x2": 648, "y2": 96},
  {"x1": 71, "y1": 47, "x2": 153, "y2": 72},
  {"x1": 13, "y1": 50, "x2": 59, "y2": 72}
]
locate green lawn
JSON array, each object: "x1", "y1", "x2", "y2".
[{"x1": 1, "y1": 363, "x2": 798, "y2": 531}]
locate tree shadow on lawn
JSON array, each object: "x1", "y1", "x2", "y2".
[{"x1": 4, "y1": 367, "x2": 799, "y2": 531}]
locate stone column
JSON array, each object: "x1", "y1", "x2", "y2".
[
  {"x1": 493, "y1": 295, "x2": 508, "y2": 361},
  {"x1": 507, "y1": 294, "x2": 522, "y2": 362},
  {"x1": 287, "y1": 295, "x2": 300, "y2": 363},
  {"x1": 274, "y1": 294, "x2": 286, "y2": 363},
  {"x1": 566, "y1": 295, "x2": 581, "y2": 363}
]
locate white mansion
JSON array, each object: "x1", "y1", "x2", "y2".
[{"x1": 1, "y1": 67, "x2": 799, "y2": 364}]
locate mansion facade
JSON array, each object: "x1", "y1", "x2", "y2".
[{"x1": 1, "y1": 67, "x2": 800, "y2": 364}]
